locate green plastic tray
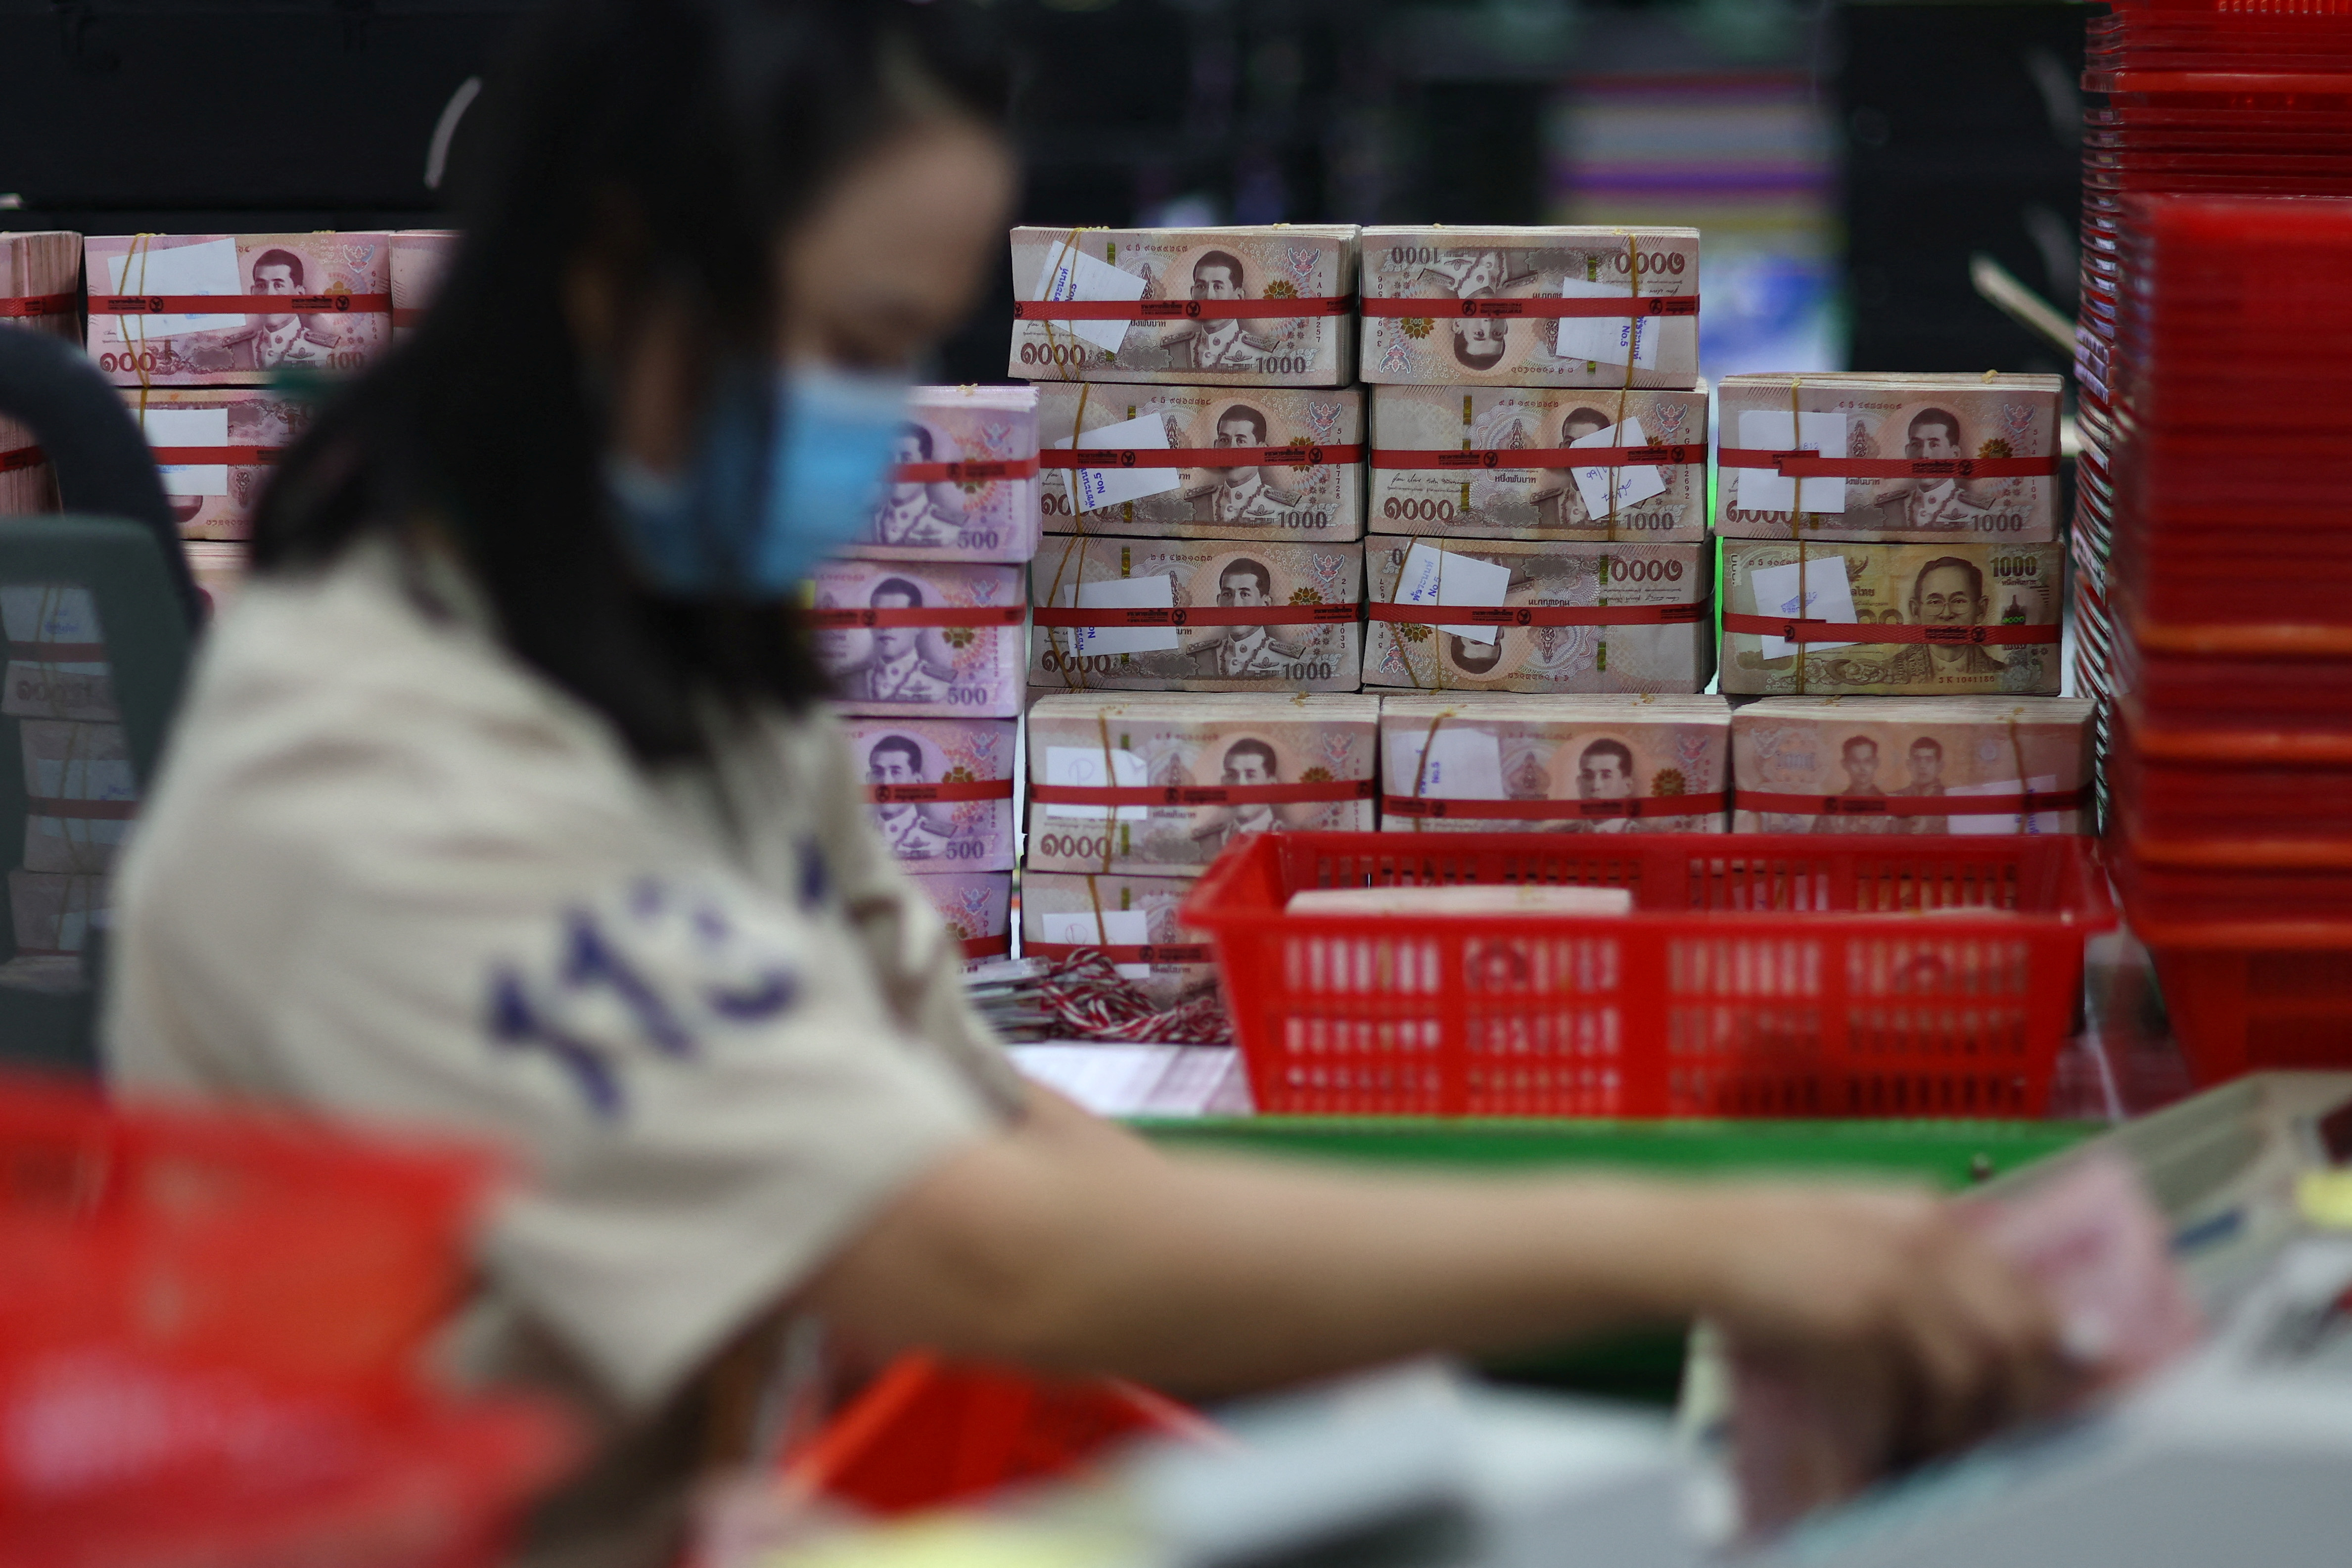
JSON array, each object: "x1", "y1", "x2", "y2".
[{"x1": 1136, "y1": 1116, "x2": 2093, "y2": 1402}]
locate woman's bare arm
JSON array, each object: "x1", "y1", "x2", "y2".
[{"x1": 805, "y1": 1104, "x2": 2066, "y2": 1461}]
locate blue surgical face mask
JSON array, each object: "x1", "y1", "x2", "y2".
[{"x1": 604, "y1": 362, "x2": 910, "y2": 597}]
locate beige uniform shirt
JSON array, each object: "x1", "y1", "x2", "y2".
[{"x1": 102, "y1": 539, "x2": 1022, "y2": 1560}]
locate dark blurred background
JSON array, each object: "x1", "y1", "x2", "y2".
[{"x1": 0, "y1": 0, "x2": 2085, "y2": 383}]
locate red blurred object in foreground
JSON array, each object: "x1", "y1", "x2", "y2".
[
  {"x1": 0, "y1": 1074, "x2": 580, "y2": 1567},
  {"x1": 784, "y1": 1352, "x2": 1216, "y2": 1516}
]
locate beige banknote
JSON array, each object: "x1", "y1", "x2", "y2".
[
  {"x1": 1009, "y1": 225, "x2": 1357, "y2": 386},
  {"x1": 1370, "y1": 382, "x2": 1707, "y2": 541},
  {"x1": 1018, "y1": 870, "x2": 1218, "y2": 1009},
  {"x1": 1380, "y1": 692, "x2": 1730, "y2": 833},
  {"x1": 1364, "y1": 538, "x2": 1710, "y2": 694},
  {"x1": 907, "y1": 870, "x2": 1012, "y2": 965},
  {"x1": 1026, "y1": 692, "x2": 1379, "y2": 876},
  {"x1": 1, "y1": 230, "x2": 83, "y2": 344},
  {"x1": 122, "y1": 387, "x2": 314, "y2": 540},
  {"x1": 86, "y1": 232, "x2": 390, "y2": 386},
  {"x1": 1029, "y1": 535, "x2": 1363, "y2": 692},
  {"x1": 1361, "y1": 226, "x2": 1700, "y2": 389},
  {"x1": 1730, "y1": 696, "x2": 2094, "y2": 835},
  {"x1": 389, "y1": 229, "x2": 460, "y2": 342},
  {"x1": 1035, "y1": 382, "x2": 1363, "y2": 542},
  {"x1": 811, "y1": 559, "x2": 1025, "y2": 718},
  {"x1": 1716, "y1": 373, "x2": 2062, "y2": 543},
  {"x1": 1721, "y1": 541, "x2": 2063, "y2": 696},
  {"x1": 0, "y1": 411, "x2": 54, "y2": 517},
  {"x1": 835, "y1": 714, "x2": 1017, "y2": 871},
  {"x1": 857, "y1": 384, "x2": 1040, "y2": 563}
]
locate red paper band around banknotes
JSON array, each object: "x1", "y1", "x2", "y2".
[
  {"x1": 889, "y1": 457, "x2": 1040, "y2": 483},
  {"x1": 1033, "y1": 602, "x2": 1358, "y2": 629},
  {"x1": 26, "y1": 797, "x2": 137, "y2": 821},
  {"x1": 90, "y1": 293, "x2": 392, "y2": 315},
  {"x1": 1040, "y1": 444, "x2": 1363, "y2": 470},
  {"x1": 1030, "y1": 778, "x2": 1376, "y2": 808},
  {"x1": 1736, "y1": 787, "x2": 2086, "y2": 818},
  {"x1": 804, "y1": 604, "x2": 1025, "y2": 630},
  {"x1": 0, "y1": 293, "x2": 77, "y2": 318},
  {"x1": 1361, "y1": 295, "x2": 1698, "y2": 320},
  {"x1": 1022, "y1": 940, "x2": 1214, "y2": 966},
  {"x1": 1720, "y1": 613, "x2": 2059, "y2": 646},
  {"x1": 1371, "y1": 444, "x2": 1703, "y2": 470},
  {"x1": 0, "y1": 447, "x2": 46, "y2": 474},
  {"x1": 1371, "y1": 601, "x2": 1707, "y2": 628},
  {"x1": 1014, "y1": 296, "x2": 1350, "y2": 322},
  {"x1": 1381, "y1": 791, "x2": 1727, "y2": 821},
  {"x1": 147, "y1": 446, "x2": 283, "y2": 465},
  {"x1": 961, "y1": 934, "x2": 1013, "y2": 961},
  {"x1": 1714, "y1": 449, "x2": 2060, "y2": 480},
  {"x1": 862, "y1": 779, "x2": 1015, "y2": 805},
  {"x1": 10, "y1": 643, "x2": 106, "y2": 662}
]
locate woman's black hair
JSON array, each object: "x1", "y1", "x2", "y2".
[{"x1": 250, "y1": 0, "x2": 1011, "y2": 761}]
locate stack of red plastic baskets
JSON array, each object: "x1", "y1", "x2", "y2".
[
  {"x1": 0, "y1": 1076, "x2": 578, "y2": 1567},
  {"x1": 2073, "y1": 0, "x2": 2352, "y2": 815}
]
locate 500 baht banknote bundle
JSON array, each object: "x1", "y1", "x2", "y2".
[
  {"x1": 1380, "y1": 693, "x2": 1730, "y2": 833},
  {"x1": 1729, "y1": 696, "x2": 2094, "y2": 835},
  {"x1": 839, "y1": 715, "x2": 1017, "y2": 872},
  {"x1": 1010, "y1": 225, "x2": 1357, "y2": 387},
  {"x1": 856, "y1": 384, "x2": 1040, "y2": 564},
  {"x1": 812, "y1": 558, "x2": 1025, "y2": 719},
  {"x1": 1714, "y1": 373, "x2": 2062, "y2": 544}
]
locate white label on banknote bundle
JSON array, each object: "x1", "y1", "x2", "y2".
[
  {"x1": 137, "y1": 406, "x2": 230, "y2": 496},
  {"x1": 1032, "y1": 242, "x2": 1147, "y2": 355},
  {"x1": 1042, "y1": 744, "x2": 1150, "y2": 822},
  {"x1": 0, "y1": 585, "x2": 102, "y2": 646},
  {"x1": 1554, "y1": 276, "x2": 1659, "y2": 369},
  {"x1": 1383, "y1": 725, "x2": 1504, "y2": 800},
  {"x1": 1734, "y1": 410, "x2": 1846, "y2": 514},
  {"x1": 1053, "y1": 573, "x2": 1182, "y2": 657},
  {"x1": 1946, "y1": 774, "x2": 2061, "y2": 835},
  {"x1": 1048, "y1": 412, "x2": 1182, "y2": 512},
  {"x1": 1040, "y1": 907, "x2": 1152, "y2": 978},
  {"x1": 1568, "y1": 415, "x2": 1668, "y2": 519},
  {"x1": 1747, "y1": 558, "x2": 1857, "y2": 660},
  {"x1": 105, "y1": 238, "x2": 243, "y2": 337},
  {"x1": 1393, "y1": 540, "x2": 1511, "y2": 645}
]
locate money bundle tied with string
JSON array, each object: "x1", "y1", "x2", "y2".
[
  {"x1": 1035, "y1": 381, "x2": 1363, "y2": 543},
  {"x1": 1379, "y1": 692, "x2": 1730, "y2": 834},
  {"x1": 1364, "y1": 536, "x2": 1711, "y2": 694},
  {"x1": 1018, "y1": 869, "x2": 1221, "y2": 1016},
  {"x1": 1360, "y1": 226, "x2": 1701, "y2": 390},
  {"x1": 1715, "y1": 372, "x2": 2062, "y2": 545},
  {"x1": 1009, "y1": 225, "x2": 1357, "y2": 387},
  {"x1": 1025, "y1": 692, "x2": 1378, "y2": 876},
  {"x1": 1730, "y1": 696, "x2": 2095, "y2": 836},
  {"x1": 119, "y1": 387, "x2": 315, "y2": 541},
  {"x1": 1029, "y1": 535, "x2": 1364, "y2": 693},
  {"x1": 85, "y1": 233, "x2": 391, "y2": 386},
  {"x1": 1720, "y1": 540, "x2": 2064, "y2": 697},
  {"x1": 1369, "y1": 382, "x2": 1707, "y2": 542}
]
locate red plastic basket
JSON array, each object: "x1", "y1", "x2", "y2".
[
  {"x1": 2135, "y1": 922, "x2": 2352, "y2": 1086},
  {"x1": 1179, "y1": 833, "x2": 2116, "y2": 1119},
  {"x1": 782, "y1": 1353, "x2": 1215, "y2": 1516}
]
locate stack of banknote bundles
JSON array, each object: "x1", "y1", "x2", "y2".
[
  {"x1": 1023, "y1": 692, "x2": 1379, "y2": 1008},
  {"x1": 817, "y1": 384, "x2": 1040, "y2": 962},
  {"x1": 0, "y1": 232, "x2": 86, "y2": 515},
  {"x1": 85, "y1": 231, "x2": 396, "y2": 594},
  {"x1": 0, "y1": 584, "x2": 134, "y2": 995},
  {"x1": 1712, "y1": 371, "x2": 2085, "y2": 834},
  {"x1": 1010, "y1": 226, "x2": 1370, "y2": 1029},
  {"x1": 1359, "y1": 228, "x2": 1711, "y2": 704}
]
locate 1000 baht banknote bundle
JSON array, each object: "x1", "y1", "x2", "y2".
[
  {"x1": 1379, "y1": 693, "x2": 1730, "y2": 833},
  {"x1": 1730, "y1": 696, "x2": 2094, "y2": 835}
]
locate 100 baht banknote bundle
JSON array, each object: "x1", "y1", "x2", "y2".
[
  {"x1": 1, "y1": 231, "x2": 82, "y2": 345},
  {"x1": 1715, "y1": 373, "x2": 2062, "y2": 544},
  {"x1": 1380, "y1": 693, "x2": 1730, "y2": 833},
  {"x1": 1729, "y1": 696, "x2": 2094, "y2": 835},
  {"x1": 1026, "y1": 692, "x2": 1378, "y2": 876},
  {"x1": 86, "y1": 232, "x2": 391, "y2": 386},
  {"x1": 121, "y1": 387, "x2": 314, "y2": 540},
  {"x1": 389, "y1": 230, "x2": 460, "y2": 342}
]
